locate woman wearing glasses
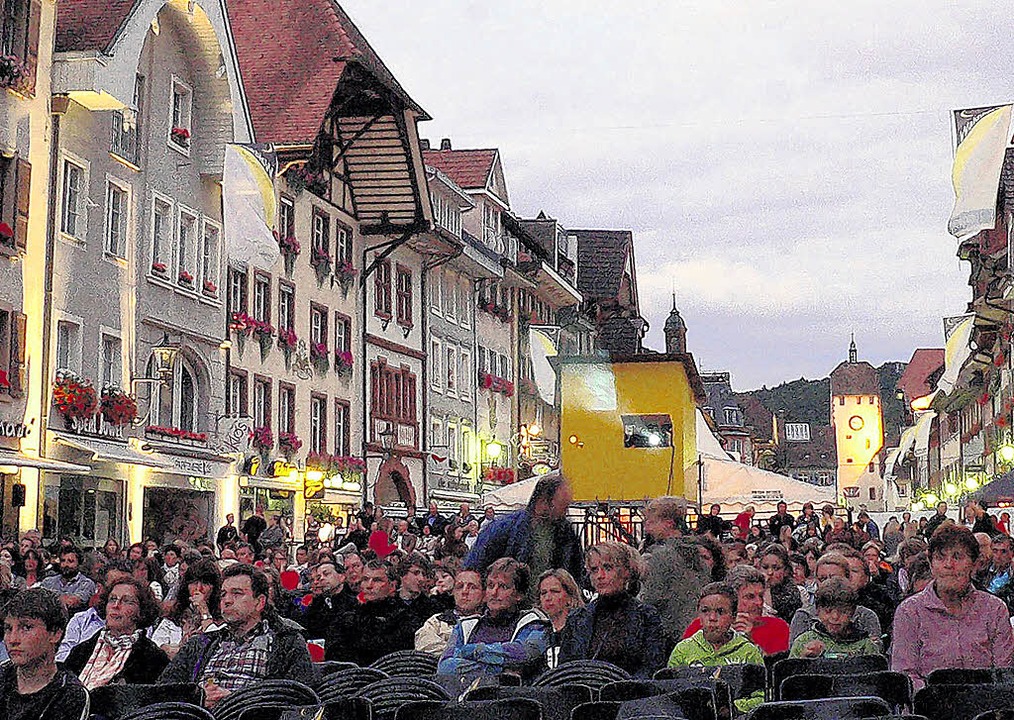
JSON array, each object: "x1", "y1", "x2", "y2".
[{"x1": 64, "y1": 577, "x2": 168, "y2": 688}]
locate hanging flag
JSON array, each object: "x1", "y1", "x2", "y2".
[
  {"x1": 223, "y1": 143, "x2": 279, "y2": 267},
  {"x1": 529, "y1": 326, "x2": 559, "y2": 405},
  {"x1": 947, "y1": 105, "x2": 1013, "y2": 239}
]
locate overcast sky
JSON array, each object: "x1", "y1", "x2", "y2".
[{"x1": 342, "y1": 1, "x2": 1008, "y2": 390}]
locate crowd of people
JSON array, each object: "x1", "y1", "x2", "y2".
[{"x1": 2, "y1": 474, "x2": 1014, "y2": 718}]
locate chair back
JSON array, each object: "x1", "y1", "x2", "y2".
[
  {"x1": 369, "y1": 650, "x2": 440, "y2": 678},
  {"x1": 317, "y1": 667, "x2": 390, "y2": 703},
  {"x1": 914, "y1": 684, "x2": 1014, "y2": 720},
  {"x1": 236, "y1": 707, "x2": 324, "y2": 720},
  {"x1": 321, "y1": 697, "x2": 374, "y2": 720},
  {"x1": 354, "y1": 677, "x2": 451, "y2": 720},
  {"x1": 534, "y1": 660, "x2": 632, "y2": 692},
  {"x1": 613, "y1": 694, "x2": 690, "y2": 720},
  {"x1": 750, "y1": 697, "x2": 891, "y2": 720},
  {"x1": 572, "y1": 701, "x2": 622, "y2": 720},
  {"x1": 465, "y1": 684, "x2": 593, "y2": 720},
  {"x1": 315, "y1": 661, "x2": 359, "y2": 677},
  {"x1": 600, "y1": 679, "x2": 729, "y2": 720},
  {"x1": 654, "y1": 664, "x2": 766, "y2": 699},
  {"x1": 89, "y1": 683, "x2": 205, "y2": 719},
  {"x1": 394, "y1": 699, "x2": 543, "y2": 720},
  {"x1": 212, "y1": 679, "x2": 319, "y2": 720},
  {"x1": 120, "y1": 702, "x2": 215, "y2": 720},
  {"x1": 771, "y1": 656, "x2": 889, "y2": 700},
  {"x1": 779, "y1": 672, "x2": 913, "y2": 711},
  {"x1": 926, "y1": 669, "x2": 998, "y2": 686}
]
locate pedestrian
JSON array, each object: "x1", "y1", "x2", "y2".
[
  {"x1": 216, "y1": 514, "x2": 239, "y2": 552},
  {"x1": 696, "y1": 503, "x2": 729, "y2": 537},
  {"x1": 768, "y1": 501, "x2": 796, "y2": 539},
  {"x1": 259, "y1": 514, "x2": 287, "y2": 554},
  {"x1": 241, "y1": 507, "x2": 268, "y2": 557},
  {"x1": 923, "y1": 502, "x2": 949, "y2": 539}
]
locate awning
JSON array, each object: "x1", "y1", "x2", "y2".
[
  {"x1": 971, "y1": 468, "x2": 1014, "y2": 506},
  {"x1": 937, "y1": 315, "x2": 975, "y2": 395},
  {"x1": 0, "y1": 449, "x2": 90, "y2": 474},
  {"x1": 913, "y1": 411, "x2": 936, "y2": 454},
  {"x1": 53, "y1": 432, "x2": 173, "y2": 469}
]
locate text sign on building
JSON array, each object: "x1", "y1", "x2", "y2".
[
  {"x1": 0, "y1": 420, "x2": 32, "y2": 439},
  {"x1": 785, "y1": 423, "x2": 811, "y2": 442},
  {"x1": 751, "y1": 489, "x2": 784, "y2": 502}
]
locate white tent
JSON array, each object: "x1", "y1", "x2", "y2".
[
  {"x1": 480, "y1": 475, "x2": 541, "y2": 511},
  {"x1": 700, "y1": 457, "x2": 836, "y2": 515}
]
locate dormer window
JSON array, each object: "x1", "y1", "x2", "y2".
[{"x1": 169, "y1": 77, "x2": 193, "y2": 153}]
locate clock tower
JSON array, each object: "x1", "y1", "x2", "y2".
[{"x1": 829, "y1": 336, "x2": 884, "y2": 504}]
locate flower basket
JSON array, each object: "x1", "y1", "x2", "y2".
[
  {"x1": 484, "y1": 467, "x2": 516, "y2": 485},
  {"x1": 53, "y1": 370, "x2": 98, "y2": 422},
  {"x1": 250, "y1": 425, "x2": 274, "y2": 455},
  {"x1": 310, "y1": 247, "x2": 331, "y2": 287},
  {"x1": 252, "y1": 320, "x2": 275, "y2": 360},
  {"x1": 278, "y1": 327, "x2": 297, "y2": 353},
  {"x1": 178, "y1": 270, "x2": 194, "y2": 286},
  {"x1": 170, "y1": 126, "x2": 191, "y2": 148},
  {"x1": 286, "y1": 165, "x2": 327, "y2": 196},
  {"x1": 310, "y1": 341, "x2": 329, "y2": 373},
  {"x1": 275, "y1": 231, "x2": 301, "y2": 275},
  {"x1": 0, "y1": 54, "x2": 27, "y2": 93},
  {"x1": 151, "y1": 261, "x2": 168, "y2": 276},
  {"x1": 335, "y1": 350, "x2": 353, "y2": 376},
  {"x1": 335, "y1": 261, "x2": 357, "y2": 295},
  {"x1": 230, "y1": 312, "x2": 254, "y2": 355},
  {"x1": 279, "y1": 431, "x2": 303, "y2": 459},
  {"x1": 202, "y1": 279, "x2": 217, "y2": 296},
  {"x1": 100, "y1": 385, "x2": 138, "y2": 426},
  {"x1": 0, "y1": 222, "x2": 13, "y2": 244},
  {"x1": 146, "y1": 425, "x2": 208, "y2": 443}
]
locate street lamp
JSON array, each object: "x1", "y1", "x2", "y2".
[
  {"x1": 378, "y1": 422, "x2": 396, "y2": 456},
  {"x1": 486, "y1": 440, "x2": 503, "y2": 460},
  {"x1": 151, "y1": 332, "x2": 181, "y2": 383}
]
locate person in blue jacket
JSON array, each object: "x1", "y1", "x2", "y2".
[
  {"x1": 464, "y1": 472, "x2": 584, "y2": 588},
  {"x1": 438, "y1": 557, "x2": 549, "y2": 684}
]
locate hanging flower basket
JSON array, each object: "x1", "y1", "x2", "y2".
[
  {"x1": 252, "y1": 319, "x2": 275, "y2": 360},
  {"x1": 310, "y1": 341, "x2": 329, "y2": 373},
  {"x1": 202, "y1": 279, "x2": 217, "y2": 297},
  {"x1": 250, "y1": 425, "x2": 274, "y2": 455},
  {"x1": 53, "y1": 370, "x2": 98, "y2": 422},
  {"x1": 279, "y1": 431, "x2": 303, "y2": 458},
  {"x1": 170, "y1": 126, "x2": 191, "y2": 148},
  {"x1": 146, "y1": 425, "x2": 208, "y2": 443},
  {"x1": 335, "y1": 350, "x2": 353, "y2": 375},
  {"x1": 335, "y1": 261, "x2": 358, "y2": 295},
  {"x1": 151, "y1": 261, "x2": 168, "y2": 276},
  {"x1": 230, "y1": 312, "x2": 253, "y2": 355},
  {"x1": 0, "y1": 55, "x2": 27, "y2": 92},
  {"x1": 310, "y1": 247, "x2": 332, "y2": 287},
  {"x1": 484, "y1": 467, "x2": 516, "y2": 485},
  {"x1": 278, "y1": 327, "x2": 297, "y2": 353},
  {"x1": 100, "y1": 385, "x2": 138, "y2": 426},
  {"x1": 178, "y1": 270, "x2": 194, "y2": 286},
  {"x1": 275, "y1": 231, "x2": 301, "y2": 275},
  {"x1": 0, "y1": 222, "x2": 13, "y2": 244}
]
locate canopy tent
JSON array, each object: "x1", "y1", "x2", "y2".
[
  {"x1": 699, "y1": 457, "x2": 837, "y2": 515},
  {"x1": 480, "y1": 475, "x2": 541, "y2": 511},
  {"x1": 970, "y1": 469, "x2": 1014, "y2": 506}
]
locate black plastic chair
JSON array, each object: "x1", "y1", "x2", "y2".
[
  {"x1": 914, "y1": 684, "x2": 1014, "y2": 720},
  {"x1": 395, "y1": 698, "x2": 543, "y2": 720},
  {"x1": 572, "y1": 701, "x2": 622, "y2": 720},
  {"x1": 317, "y1": 667, "x2": 390, "y2": 703},
  {"x1": 926, "y1": 669, "x2": 998, "y2": 686},
  {"x1": 315, "y1": 661, "x2": 360, "y2": 676},
  {"x1": 654, "y1": 664, "x2": 766, "y2": 701},
  {"x1": 369, "y1": 650, "x2": 440, "y2": 678},
  {"x1": 771, "y1": 657, "x2": 889, "y2": 700},
  {"x1": 466, "y1": 684, "x2": 594, "y2": 720},
  {"x1": 236, "y1": 707, "x2": 324, "y2": 720},
  {"x1": 779, "y1": 672, "x2": 913, "y2": 712},
  {"x1": 321, "y1": 698, "x2": 373, "y2": 720},
  {"x1": 212, "y1": 680, "x2": 320, "y2": 720},
  {"x1": 750, "y1": 697, "x2": 891, "y2": 720},
  {"x1": 353, "y1": 677, "x2": 451, "y2": 720},
  {"x1": 121, "y1": 703, "x2": 215, "y2": 720},
  {"x1": 90, "y1": 683, "x2": 205, "y2": 719},
  {"x1": 535, "y1": 661, "x2": 632, "y2": 693},
  {"x1": 972, "y1": 712, "x2": 1014, "y2": 720},
  {"x1": 600, "y1": 679, "x2": 729, "y2": 720}
]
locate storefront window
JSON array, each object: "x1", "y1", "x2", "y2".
[
  {"x1": 239, "y1": 487, "x2": 295, "y2": 536},
  {"x1": 42, "y1": 475, "x2": 123, "y2": 547}
]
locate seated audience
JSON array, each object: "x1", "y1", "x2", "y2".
[
  {"x1": 790, "y1": 578, "x2": 882, "y2": 658},
  {"x1": 41, "y1": 547, "x2": 96, "y2": 614},
  {"x1": 536, "y1": 568, "x2": 585, "y2": 668},
  {"x1": 789, "y1": 553, "x2": 882, "y2": 645},
  {"x1": 150, "y1": 558, "x2": 224, "y2": 658},
  {"x1": 416, "y1": 568, "x2": 485, "y2": 655}
]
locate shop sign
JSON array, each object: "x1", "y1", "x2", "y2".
[
  {"x1": 188, "y1": 476, "x2": 216, "y2": 492},
  {"x1": 751, "y1": 489, "x2": 784, "y2": 502},
  {"x1": 304, "y1": 473, "x2": 325, "y2": 500},
  {"x1": 0, "y1": 419, "x2": 32, "y2": 439}
]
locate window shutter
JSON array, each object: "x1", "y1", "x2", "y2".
[
  {"x1": 23, "y1": 1, "x2": 42, "y2": 96},
  {"x1": 14, "y1": 159, "x2": 30, "y2": 252},
  {"x1": 9, "y1": 312, "x2": 26, "y2": 398}
]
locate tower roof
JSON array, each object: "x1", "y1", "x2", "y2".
[
  {"x1": 830, "y1": 361, "x2": 879, "y2": 396},
  {"x1": 664, "y1": 294, "x2": 685, "y2": 331}
]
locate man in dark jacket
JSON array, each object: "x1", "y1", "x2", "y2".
[
  {"x1": 300, "y1": 560, "x2": 356, "y2": 640},
  {"x1": 325, "y1": 560, "x2": 416, "y2": 665},
  {"x1": 768, "y1": 501, "x2": 796, "y2": 539},
  {"x1": 923, "y1": 502, "x2": 949, "y2": 539},
  {"x1": 159, "y1": 564, "x2": 315, "y2": 708},
  {"x1": 696, "y1": 504, "x2": 729, "y2": 537},
  {"x1": 465, "y1": 472, "x2": 583, "y2": 584}
]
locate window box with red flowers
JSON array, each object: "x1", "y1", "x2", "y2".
[
  {"x1": 250, "y1": 425, "x2": 273, "y2": 456},
  {"x1": 100, "y1": 385, "x2": 138, "y2": 426},
  {"x1": 274, "y1": 231, "x2": 301, "y2": 275},
  {"x1": 335, "y1": 350, "x2": 353, "y2": 376},
  {"x1": 145, "y1": 425, "x2": 208, "y2": 444},
  {"x1": 478, "y1": 372, "x2": 514, "y2": 397},
  {"x1": 310, "y1": 247, "x2": 331, "y2": 287},
  {"x1": 251, "y1": 319, "x2": 274, "y2": 359},
  {"x1": 279, "y1": 431, "x2": 303, "y2": 459},
  {"x1": 202, "y1": 279, "x2": 218, "y2": 297},
  {"x1": 479, "y1": 300, "x2": 513, "y2": 323},
  {"x1": 484, "y1": 467, "x2": 516, "y2": 485},
  {"x1": 286, "y1": 165, "x2": 327, "y2": 197},
  {"x1": 277, "y1": 327, "x2": 297, "y2": 362},
  {"x1": 310, "y1": 341, "x2": 329, "y2": 374},
  {"x1": 170, "y1": 126, "x2": 191, "y2": 149},
  {"x1": 0, "y1": 54, "x2": 27, "y2": 93},
  {"x1": 151, "y1": 261, "x2": 168, "y2": 277},
  {"x1": 178, "y1": 269, "x2": 194, "y2": 288},
  {"x1": 335, "y1": 261, "x2": 358, "y2": 294},
  {"x1": 53, "y1": 370, "x2": 99, "y2": 423}
]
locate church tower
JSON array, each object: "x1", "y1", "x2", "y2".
[{"x1": 664, "y1": 294, "x2": 687, "y2": 354}]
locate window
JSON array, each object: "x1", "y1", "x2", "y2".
[
  {"x1": 460, "y1": 280, "x2": 471, "y2": 328},
  {"x1": 335, "y1": 400, "x2": 350, "y2": 456},
  {"x1": 310, "y1": 304, "x2": 327, "y2": 346},
  {"x1": 1, "y1": 0, "x2": 41, "y2": 95},
  {"x1": 151, "y1": 197, "x2": 172, "y2": 272},
  {"x1": 446, "y1": 346, "x2": 456, "y2": 394},
  {"x1": 447, "y1": 422, "x2": 459, "y2": 469},
  {"x1": 312, "y1": 209, "x2": 329, "y2": 257},
  {"x1": 374, "y1": 259, "x2": 392, "y2": 318},
  {"x1": 100, "y1": 334, "x2": 121, "y2": 387},
  {"x1": 228, "y1": 371, "x2": 248, "y2": 417},
  {"x1": 0, "y1": 307, "x2": 25, "y2": 397},
  {"x1": 430, "y1": 338, "x2": 442, "y2": 391},
  {"x1": 869, "y1": 487, "x2": 876, "y2": 501},
  {"x1": 442, "y1": 270, "x2": 455, "y2": 320},
  {"x1": 334, "y1": 313, "x2": 351, "y2": 353},
  {"x1": 253, "y1": 377, "x2": 271, "y2": 429},
  {"x1": 278, "y1": 383, "x2": 295, "y2": 434},
  {"x1": 371, "y1": 360, "x2": 417, "y2": 427},
  {"x1": 201, "y1": 221, "x2": 220, "y2": 294},
  {"x1": 482, "y1": 203, "x2": 501, "y2": 249},
  {"x1": 227, "y1": 266, "x2": 248, "y2": 317},
  {"x1": 55, "y1": 320, "x2": 80, "y2": 373},
  {"x1": 278, "y1": 282, "x2": 295, "y2": 331},
  {"x1": 111, "y1": 75, "x2": 143, "y2": 165},
  {"x1": 176, "y1": 208, "x2": 198, "y2": 286},
  {"x1": 429, "y1": 268, "x2": 441, "y2": 313},
  {"x1": 310, "y1": 394, "x2": 327, "y2": 453},
  {"x1": 151, "y1": 356, "x2": 199, "y2": 432},
  {"x1": 60, "y1": 159, "x2": 85, "y2": 239},
  {"x1": 253, "y1": 273, "x2": 271, "y2": 324},
  {"x1": 278, "y1": 196, "x2": 295, "y2": 239},
  {"x1": 396, "y1": 266, "x2": 412, "y2": 327},
  {"x1": 336, "y1": 223, "x2": 352, "y2": 265},
  {"x1": 104, "y1": 181, "x2": 127, "y2": 257},
  {"x1": 169, "y1": 78, "x2": 192, "y2": 150},
  {"x1": 459, "y1": 350, "x2": 471, "y2": 397},
  {"x1": 430, "y1": 415, "x2": 443, "y2": 455}
]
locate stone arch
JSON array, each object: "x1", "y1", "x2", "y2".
[{"x1": 375, "y1": 456, "x2": 416, "y2": 513}]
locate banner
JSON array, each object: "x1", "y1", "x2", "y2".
[
  {"x1": 947, "y1": 105, "x2": 1013, "y2": 239},
  {"x1": 223, "y1": 144, "x2": 279, "y2": 267},
  {"x1": 528, "y1": 326, "x2": 559, "y2": 405}
]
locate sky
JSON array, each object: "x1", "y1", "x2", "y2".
[{"x1": 341, "y1": 1, "x2": 1009, "y2": 390}]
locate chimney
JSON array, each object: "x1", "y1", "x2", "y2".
[
  {"x1": 420, "y1": 138, "x2": 430, "y2": 150},
  {"x1": 440, "y1": 138, "x2": 452, "y2": 151}
]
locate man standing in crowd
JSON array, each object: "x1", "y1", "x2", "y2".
[
  {"x1": 0, "y1": 589, "x2": 89, "y2": 720},
  {"x1": 41, "y1": 547, "x2": 95, "y2": 614},
  {"x1": 216, "y1": 514, "x2": 239, "y2": 552},
  {"x1": 242, "y1": 508, "x2": 268, "y2": 557},
  {"x1": 160, "y1": 564, "x2": 315, "y2": 707},
  {"x1": 989, "y1": 534, "x2": 1014, "y2": 610},
  {"x1": 857, "y1": 510, "x2": 880, "y2": 541},
  {"x1": 924, "y1": 502, "x2": 949, "y2": 539},
  {"x1": 466, "y1": 472, "x2": 584, "y2": 584},
  {"x1": 325, "y1": 560, "x2": 415, "y2": 665},
  {"x1": 697, "y1": 504, "x2": 728, "y2": 537},
  {"x1": 640, "y1": 496, "x2": 710, "y2": 647},
  {"x1": 768, "y1": 501, "x2": 795, "y2": 539},
  {"x1": 300, "y1": 560, "x2": 356, "y2": 640}
]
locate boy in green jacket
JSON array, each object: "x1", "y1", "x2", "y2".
[
  {"x1": 790, "y1": 577, "x2": 882, "y2": 658},
  {"x1": 668, "y1": 582, "x2": 765, "y2": 713}
]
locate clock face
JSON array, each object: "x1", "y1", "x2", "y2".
[{"x1": 848, "y1": 415, "x2": 865, "y2": 431}]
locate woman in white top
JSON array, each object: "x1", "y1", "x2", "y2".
[{"x1": 149, "y1": 558, "x2": 224, "y2": 658}]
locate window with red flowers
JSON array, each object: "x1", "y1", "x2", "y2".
[
  {"x1": 1, "y1": 0, "x2": 41, "y2": 96},
  {"x1": 396, "y1": 265, "x2": 412, "y2": 328},
  {"x1": 374, "y1": 259, "x2": 391, "y2": 318}
]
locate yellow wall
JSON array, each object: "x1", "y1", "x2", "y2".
[
  {"x1": 831, "y1": 394, "x2": 884, "y2": 491},
  {"x1": 561, "y1": 359, "x2": 697, "y2": 501}
]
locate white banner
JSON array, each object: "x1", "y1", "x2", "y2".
[
  {"x1": 224, "y1": 144, "x2": 279, "y2": 267},
  {"x1": 948, "y1": 105, "x2": 1013, "y2": 239}
]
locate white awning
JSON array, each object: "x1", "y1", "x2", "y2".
[
  {"x1": 0, "y1": 450, "x2": 90, "y2": 474},
  {"x1": 53, "y1": 432, "x2": 174, "y2": 469},
  {"x1": 913, "y1": 411, "x2": 936, "y2": 454},
  {"x1": 937, "y1": 315, "x2": 975, "y2": 395}
]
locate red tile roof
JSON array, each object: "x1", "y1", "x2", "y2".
[
  {"x1": 56, "y1": 0, "x2": 137, "y2": 52},
  {"x1": 423, "y1": 149, "x2": 497, "y2": 191},
  {"x1": 897, "y1": 348, "x2": 945, "y2": 401}
]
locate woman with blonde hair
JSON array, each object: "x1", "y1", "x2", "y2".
[
  {"x1": 538, "y1": 568, "x2": 584, "y2": 668},
  {"x1": 558, "y1": 542, "x2": 666, "y2": 677}
]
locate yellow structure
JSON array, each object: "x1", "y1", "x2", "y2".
[
  {"x1": 560, "y1": 354, "x2": 704, "y2": 502},
  {"x1": 830, "y1": 338, "x2": 884, "y2": 500}
]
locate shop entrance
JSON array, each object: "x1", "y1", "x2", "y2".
[
  {"x1": 239, "y1": 487, "x2": 295, "y2": 531},
  {"x1": 42, "y1": 474, "x2": 123, "y2": 549},
  {"x1": 143, "y1": 487, "x2": 213, "y2": 545}
]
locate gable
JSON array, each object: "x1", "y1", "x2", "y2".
[{"x1": 487, "y1": 153, "x2": 509, "y2": 206}]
